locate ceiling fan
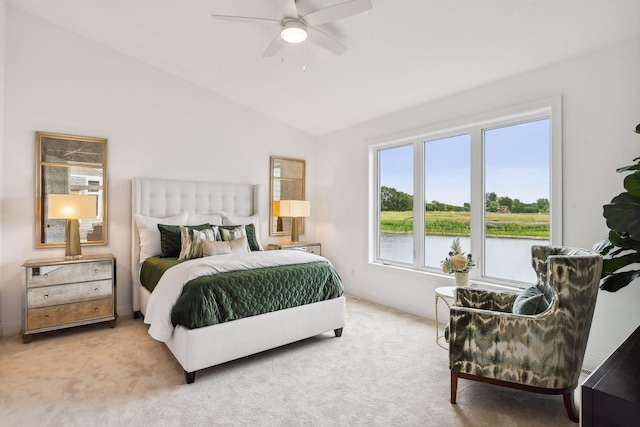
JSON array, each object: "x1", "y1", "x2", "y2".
[{"x1": 211, "y1": 0, "x2": 372, "y2": 57}]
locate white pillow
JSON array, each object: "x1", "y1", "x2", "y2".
[
  {"x1": 133, "y1": 211, "x2": 188, "y2": 264},
  {"x1": 221, "y1": 213, "x2": 263, "y2": 250},
  {"x1": 187, "y1": 213, "x2": 223, "y2": 226},
  {"x1": 202, "y1": 236, "x2": 249, "y2": 256}
]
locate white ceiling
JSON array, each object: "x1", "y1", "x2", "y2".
[{"x1": 7, "y1": 0, "x2": 640, "y2": 137}]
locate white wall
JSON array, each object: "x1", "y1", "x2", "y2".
[
  {"x1": 317, "y1": 37, "x2": 640, "y2": 369},
  {"x1": 0, "y1": 7, "x2": 317, "y2": 334},
  {"x1": 0, "y1": 0, "x2": 6, "y2": 338}
]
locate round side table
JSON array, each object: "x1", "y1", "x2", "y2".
[{"x1": 435, "y1": 286, "x2": 457, "y2": 350}]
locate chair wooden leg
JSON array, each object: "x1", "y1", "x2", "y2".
[
  {"x1": 563, "y1": 391, "x2": 578, "y2": 423},
  {"x1": 450, "y1": 371, "x2": 458, "y2": 404}
]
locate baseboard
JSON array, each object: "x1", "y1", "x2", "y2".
[
  {"x1": 1, "y1": 320, "x2": 22, "y2": 337},
  {"x1": 582, "y1": 352, "x2": 605, "y2": 373},
  {"x1": 117, "y1": 304, "x2": 132, "y2": 317}
]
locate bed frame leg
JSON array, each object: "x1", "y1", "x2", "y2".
[
  {"x1": 334, "y1": 327, "x2": 343, "y2": 337},
  {"x1": 184, "y1": 370, "x2": 196, "y2": 384},
  {"x1": 133, "y1": 311, "x2": 142, "y2": 320}
]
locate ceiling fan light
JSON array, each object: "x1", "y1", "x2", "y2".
[{"x1": 281, "y1": 21, "x2": 307, "y2": 43}]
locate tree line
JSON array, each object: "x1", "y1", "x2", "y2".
[{"x1": 380, "y1": 186, "x2": 549, "y2": 213}]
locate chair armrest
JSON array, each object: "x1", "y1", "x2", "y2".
[{"x1": 454, "y1": 287, "x2": 518, "y2": 312}]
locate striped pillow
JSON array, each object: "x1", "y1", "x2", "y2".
[
  {"x1": 178, "y1": 226, "x2": 218, "y2": 260},
  {"x1": 219, "y1": 225, "x2": 246, "y2": 242}
]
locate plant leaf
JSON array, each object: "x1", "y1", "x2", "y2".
[
  {"x1": 607, "y1": 231, "x2": 640, "y2": 252},
  {"x1": 616, "y1": 163, "x2": 640, "y2": 173},
  {"x1": 603, "y1": 192, "x2": 640, "y2": 240},
  {"x1": 600, "y1": 270, "x2": 640, "y2": 292},
  {"x1": 601, "y1": 252, "x2": 640, "y2": 275},
  {"x1": 624, "y1": 172, "x2": 640, "y2": 198}
]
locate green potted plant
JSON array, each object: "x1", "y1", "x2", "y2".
[{"x1": 594, "y1": 123, "x2": 640, "y2": 291}]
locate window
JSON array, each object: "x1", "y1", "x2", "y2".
[
  {"x1": 372, "y1": 98, "x2": 561, "y2": 287},
  {"x1": 378, "y1": 144, "x2": 414, "y2": 264}
]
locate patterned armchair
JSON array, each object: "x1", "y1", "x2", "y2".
[{"x1": 448, "y1": 245, "x2": 603, "y2": 422}]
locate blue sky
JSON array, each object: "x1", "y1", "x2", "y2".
[{"x1": 380, "y1": 119, "x2": 550, "y2": 206}]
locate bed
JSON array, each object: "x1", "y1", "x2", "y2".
[{"x1": 131, "y1": 177, "x2": 346, "y2": 383}]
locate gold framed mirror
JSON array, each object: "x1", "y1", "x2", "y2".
[
  {"x1": 270, "y1": 156, "x2": 306, "y2": 236},
  {"x1": 35, "y1": 131, "x2": 108, "y2": 248}
]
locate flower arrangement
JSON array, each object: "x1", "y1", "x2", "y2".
[{"x1": 441, "y1": 238, "x2": 476, "y2": 274}]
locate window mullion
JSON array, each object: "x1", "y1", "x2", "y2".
[
  {"x1": 413, "y1": 139, "x2": 425, "y2": 268},
  {"x1": 469, "y1": 128, "x2": 484, "y2": 280}
]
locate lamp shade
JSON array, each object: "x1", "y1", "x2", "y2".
[
  {"x1": 279, "y1": 200, "x2": 310, "y2": 218},
  {"x1": 48, "y1": 194, "x2": 97, "y2": 219}
]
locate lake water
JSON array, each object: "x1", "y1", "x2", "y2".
[{"x1": 379, "y1": 233, "x2": 546, "y2": 283}]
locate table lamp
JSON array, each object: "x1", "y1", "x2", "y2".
[
  {"x1": 279, "y1": 200, "x2": 310, "y2": 242},
  {"x1": 47, "y1": 194, "x2": 98, "y2": 260}
]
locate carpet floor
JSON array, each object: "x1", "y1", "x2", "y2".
[{"x1": 0, "y1": 296, "x2": 580, "y2": 426}]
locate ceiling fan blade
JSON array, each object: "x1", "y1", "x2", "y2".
[
  {"x1": 276, "y1": 0, "x2": 299, "y2": 19},
  {"x1": 211, "y1": 14, "x2": 280, "y2": 26},
  {"x1": 263, "y1": 34, "x2": 287, "y2": 57},
  {"x1": 303, "y1": 0, "x2": 372, "y2": 27},
  {"x1": 307, "y1": 27, "x2": 347, "y2": 55}
]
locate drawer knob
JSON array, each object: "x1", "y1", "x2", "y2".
[
  {"x1": 94, "y1": 307, "x2": 99, "y2": 312},
  {"x1": 94, "y1": 269, "x2": 99, "y2": 274},
  {"x1": 43, "y1": 273, "x2": 49, "y2": 279},
  {"x1": 94, "y1": 288, "x2": 99, "y2": 293},
  {"x1": 44, "y1": 315, "x2": 49, "y2": 319},
  {"x1": 44, "y1": 294, "x2": 49, "y2": 299}
]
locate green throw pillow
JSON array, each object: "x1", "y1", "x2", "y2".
[
  {"x1": 158, "y1": 223, "x2": 213, "y2": 257},
  {"x1": 513, "y1": 286, "x2": 550, "y2": 315},
  {"x1": 219, "y1": 223, "x2": 260, "y2": 251}
]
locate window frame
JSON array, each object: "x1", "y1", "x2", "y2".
[{"x1": 369, "y1": 97, "x2": 562, "y2": 288}]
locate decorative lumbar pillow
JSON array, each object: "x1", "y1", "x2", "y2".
[
  {"x1": 187, "y1": 213, "x2": 223, "y2": 226},
  {"x1": 221, "y1": 213, "x2": 263, "y2": 250},
  {"x1": 202, "y1": 240, "x2": 231, "y2": 257},
  {"x1": 513, "y1": 286, "x2": 550, "y2": 315},
  {"x1": 158, "y1": 223, "x2": 218, "y2": 257},
  {"x1": 229, "y1": 236, "x2": 250, "y2": 253},
  {"x1": 201, "y1": 236, "x2": 250, "y2": 256},
  {"x1": 134, "y1": 211, "x2": 188, "y2": 264},
  {"x1": 219, "y1": 224, "x2": 246, "y2": 242},
  {"x1": 178, "y1": 226, "x2": 218, "y2": 260}
]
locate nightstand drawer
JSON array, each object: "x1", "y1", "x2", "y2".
[
  {"x1": 27, "y1": 260, "x2": 113, "y2": 288},
  {"x1": 27, "y1": 280, "x2": 113, "y2": 309},
  {"x1": 302, "y1": 245, "x2": 321, "y2": 255},
  {"x1": 267, "y1": 242, "x2": 321, "y2": 256},
  {"x1": 27, "y1": 299, "x2": 113, "y2": 330}
]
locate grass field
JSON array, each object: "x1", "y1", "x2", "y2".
[{"x1": 380, "y1": 211, "x2": 549, "y2": 239}]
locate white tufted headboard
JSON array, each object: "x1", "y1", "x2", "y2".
[{"x1": 131, "y1": 177, "x2": 259, "y2": 312}]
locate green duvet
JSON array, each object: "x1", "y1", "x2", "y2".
[{"x1": 169, "y1": 261, "x2": 343, "y2": 329}]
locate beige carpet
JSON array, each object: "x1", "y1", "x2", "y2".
[{"x1": 0, "y1": 296, "x2": 579, "y2": 426}]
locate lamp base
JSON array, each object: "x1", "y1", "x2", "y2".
[
  {"x1": 290, "y1": 216, "x2": 300, "y2": 242},
  {"x1": 65, "y1": 218, "x2": 83, "y2": 260}
]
